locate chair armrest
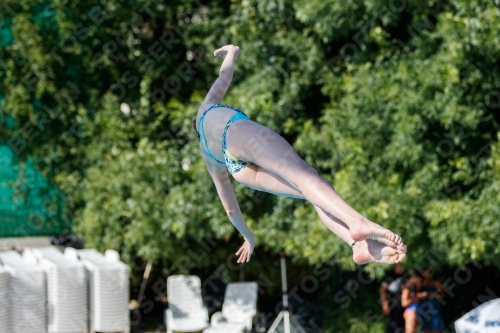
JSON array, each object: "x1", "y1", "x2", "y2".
[
  {"x1": 211, "y1": 311, "x2": 226, "y2": 325},
  {"x1": 244, "y1": 311, "x2": 257, "y2": 331},
  {"x1": 166, "y1": 308, "x2": 174, "y2": 325},
  {"x1": 202, "y1": 306, "x2": 209, "y2": 322}
]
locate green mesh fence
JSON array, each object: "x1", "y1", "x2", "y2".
[
  {"x1": 0, "y1": 5, "x2": 71, "y2": 237},
  {"x1": 0, "y1": 209, "x2": 71, "y2": 237},
  {"x1": 0, "y1": 144, "x2": 71, "y2": 237}
]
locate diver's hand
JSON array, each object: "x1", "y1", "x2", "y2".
[
  {"x1": 214, "y1": 45, "x2": 240, "y2": 57},
  {"x1": 236, "y1": 238, "x2": 254, "y2": 263}
]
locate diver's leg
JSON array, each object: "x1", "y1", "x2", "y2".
[
  {"x1": 226, "y1": 120, "x2": 404, "y2": 247},
  {"x1": 233, "y1": 164, "x2": 406, "y2": 264}
]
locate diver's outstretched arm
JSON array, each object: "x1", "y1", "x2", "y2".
[
  {"x1": 202, "y1": 44, "x2": 240, "y2": 105},
  {"x1": 203, "y1": 153, "x2": 255, "y2": 263}
]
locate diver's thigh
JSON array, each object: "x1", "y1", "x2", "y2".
[
  {"x1": 226, "y1": 120, "x2": 313, "y2": 179},
  {"x1": 232, "y1": 164, "x2": 304, "y2": 199}
]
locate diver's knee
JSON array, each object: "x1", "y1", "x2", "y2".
[{"x1": 295, "y1": 167, "x2": 321, "y2": 189}]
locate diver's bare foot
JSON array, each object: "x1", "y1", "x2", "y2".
[
  {"x1": 350, "y1": 219, "x2": 404, "y2": 247},
  {"x1": 352, "y1": 239, "x2": 406, "y2": 265}
]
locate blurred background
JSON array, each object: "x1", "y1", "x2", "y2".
[{"x1": 1, "y1": 0, "x2": 500, "y2": 332}]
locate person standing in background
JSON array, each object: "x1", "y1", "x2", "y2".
[
  {"x1": 419, "y1": 269, "x2": 445, "y2": 333},
  {"x1": 380, "y1": 263, "x2": 407, "y2": 333},
  {"x1": 402, "y1": 274, "x2": 430, "y2": 333}
]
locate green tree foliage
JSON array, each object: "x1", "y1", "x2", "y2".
[{"x1": 1, "y1": 0, "x2": 500, "y2": 330}]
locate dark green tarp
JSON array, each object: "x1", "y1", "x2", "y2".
[{"x1": 0, "y1": 143, "x2": 71, "y2": 237}]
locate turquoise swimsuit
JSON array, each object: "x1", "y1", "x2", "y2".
[{"x1": 197, "y1": 104, "x2": 253, "y2": 174}]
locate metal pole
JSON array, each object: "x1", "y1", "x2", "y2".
[
  {"x1": 290, "y1": 315, "x2": 307, "y2": 333},
  {"x1": 284, "y1": 311, "x2": 291, "y2": 333},
  {"x1": 267, "y1": 312, "x2": 284, "y2": 332},
  {"x1": 137, "y1": 259, "x2": 153, "y2": 307},
  {"x1": 267, "y1": 252, "x2": 306, "y2": 333},
  {"x1": 280, "y1": 252, "x2": 290, "y2": 333},
  {"x1": 280, "y1": 253, "x2": 288, "y2": 310}
]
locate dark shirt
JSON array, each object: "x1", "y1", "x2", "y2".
[
  {"x1": 420, "y1": 284, "x2": 442, "y2": 315},
  {"x1": 382, "y1": 271, "x2": 406, "y2": 316}
]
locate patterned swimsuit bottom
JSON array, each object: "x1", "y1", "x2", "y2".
[{"x1": 197, "y1": 104, "x2": 253, "y2": 174}]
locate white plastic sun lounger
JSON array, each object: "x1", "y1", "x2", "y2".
[
  {"x1": 0, "y1": 251, "x2": 47, "y2": 333},
  {"x1": 65, "y1": 248, "x2": 130, "y2": 333},
  {"x1": 0, "y1": 264, "x2": 10, "y2": 333},
  {"x1": 204, "y1": 282, "x2": 258, "y2": 333},
  {"x1": 166, "y1": 275, "x2": 209, "y2": 333},
  {"x1": 23, "y1": 247, "x2": 87, "y2": 333}
]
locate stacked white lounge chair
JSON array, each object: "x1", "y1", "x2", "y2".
[
  {"x1": 23, "y1": 247, "x2": 88, "y2": 333},
  {"x1": 65, "y1": 248, "x2": 130, "y2": 333},
  {"x1": 204, "y1": 282, "x2": 258, "y2": 333},
  {"x1": 0, "y1": 250, "x2": 47, "y2": 333},
  {"x1": 0, "y1": 264, "x2": 10, "y2": 333},
  {"x1": 166, "y1": 275, "x2": 210, "y2": 333}
]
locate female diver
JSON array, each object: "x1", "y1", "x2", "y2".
[{"x1": 194, "y1": 44, "x2": 407, "y2": 264}]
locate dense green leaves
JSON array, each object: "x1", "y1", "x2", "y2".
[
  {"x1": 1, "y1": 0, "x2": 500, "y2": 330},
  {"x1": 1, "y1": 0, "x2": 499, "y2": 276}
]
